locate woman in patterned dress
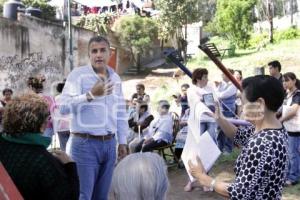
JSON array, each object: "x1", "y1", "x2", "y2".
[{"x1": 189, "y1": 75, "x2": 288, "y2": 200}]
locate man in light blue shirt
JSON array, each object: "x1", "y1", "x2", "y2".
[{"x1": 61, "y1": 36, "x2": 128, "y2": 200}]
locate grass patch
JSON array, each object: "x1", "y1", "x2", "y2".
[{"x1": 187, "y1": 38, "x2": 300, "y2": 81}]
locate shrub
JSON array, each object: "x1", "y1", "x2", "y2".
[
  {"x1": 209, "y1": 0, "x2": 257, "y2": 49},
  {"x1": 249, "y1": 32, "x2": 269, "y2": 48},
  {"x1": 22, "y1": 0, "x2": 56, "y2": 20},
  {"x1": 274, "y1": 27, "x2": 300, "y2": 42},
  {"x1": 75, "y1": 13, "x2": 116, "y2": 35},
  {"x1": 113, "y1": 15, "x2": 158, "y2": 67}
]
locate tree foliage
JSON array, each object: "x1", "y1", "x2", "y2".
[
  {"x1": 154, "y1": 0, "x2": 216, "y2": 41},
  {"x1": 208, "y1": 0, "x2": 257, "y2": 49},
  {"x1": 22, "y1": 0, "x2": 56, "y2": 20},
  {"x1": 0, "y1": 0, "x2": 5, "y2": 14},
  {"x1": 76, "y1": 13, "x2": 117, "y2": 36},
  {"x1": 113, "y1": 15, "x2": 158, "y2": 66}
]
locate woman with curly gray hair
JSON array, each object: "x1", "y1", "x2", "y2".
[
  {"x1": 112, "y1": 152, "x2": 169, "y2": 200},
  {"x1": 0, "y1": 93, "x2": 79, "y2": 200}
]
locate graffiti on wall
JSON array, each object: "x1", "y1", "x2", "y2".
[{"x1": 0, "y1": 52, "x2": 63, "y2": 93}]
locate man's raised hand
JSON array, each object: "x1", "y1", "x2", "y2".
[{"x1": 90, "y1": 79, "x2": 114, "y2": 97}]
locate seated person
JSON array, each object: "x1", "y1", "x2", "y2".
[
  {"x1": 172, "y1": 84, "x2": 190, "y2": 117},
  {"x1": 112, "y1": 152, "x2": 169, "y2": 200},
  {"x1": 127, "y1": 97, "x2": 138, "y2": 121},
  {"x1": 131, "y1": 83, "x2": 150, "y2": 104},
  {"x1": 135, "y1": 100, "x2": 173, "y2": 152},
  {"x1": 0, "y1": 93, "x2": 79, "y2": 200},
  {"x1": 128, "y1": 103, "x2": 154, "y2": 153},
  {"x1": 175, "y1": 108, "x2": 190, "y2": 162}
]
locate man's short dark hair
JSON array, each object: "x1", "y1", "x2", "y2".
[
  {"x1": 88, "y1": 36, "x2": 110, "y2": 49},
  {"x1": 139, "y1": 104, "x2": 148, "y2": 111},
  {"x1": 2, "y1": 88, "x2": 13, "y2": 96},
  {"x1": 268, "y1": 60, "x2": 281, "y2": 72},
  {"x1": 228, "y1": 69, "x2": 234, "y2": 74},
  {"x1": 234, "y1": 70, "x2": 243, "y2": 78},
  {"x1": 158, "y1": 100, "x2": 170, "y2": 110},
  {"x1": 242, "y1": 75, "x2": 284, "y2": 112},
  {"x1": 136, "y1": 83, "x2": 145, "y2": 90},
  {"x1": 181, "y1": 84, "x2": 190, "y2": 89},
  {"x1": 192, "y1": 68, "x2": 208, "y2": 85},
  {"x1": 56, "y1": 82, "x2": 65, "y2": 93}
]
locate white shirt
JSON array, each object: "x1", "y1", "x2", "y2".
[
  {"x1": 148, "y1": 113, "x2": 173, "y2": 143},
  {"x1": 216, "y1": 81, "x2": 237, "y2": 100},
  {"x1": 187, "y1": 84, "x2": 217, "y2": 122}
]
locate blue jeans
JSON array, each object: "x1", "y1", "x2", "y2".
[
  {"x1": 200, "y1": 122, "x2": 217, "y2": 145},
  {"x1": 218, "y1": 112, "x2": 234, "y2": 153},
  {"x1": 66, "y1": 135, "x2": 116, "y2": 200},
  {"x1": 218, "y1": 131, "x2": 233, "y2": 153},
  {"x1": 287, "y1": 135, "x2": 300, "y2": 182},
  {"x1": 57, "y1": 131, "x2": 70, "y2": 152}
]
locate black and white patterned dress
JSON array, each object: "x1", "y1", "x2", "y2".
[{"x1": 227, "y1": 126, "x2": 288, "y2": 200}]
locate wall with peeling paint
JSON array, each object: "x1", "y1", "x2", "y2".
[
  {"x1": 0, "y1": 14, "x2": 162, "y2": 95},
  {"x1": 0, "y1": 14, "x2": 131, "y2": 95},
  {"x1": 0, "y1": 14, "x2": 74, "y2": 94}
]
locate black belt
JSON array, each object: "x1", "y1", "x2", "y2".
[{"x1": 72, "y1": 132, "x2": 114, "y2": 141}]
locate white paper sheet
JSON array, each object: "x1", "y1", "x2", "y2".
[
  {"x1": 187, "y1": 101, "x2": 213, "y2": 142},
  {"x1": 181, "y1": 130, "x2": 221, "y2": 182}
]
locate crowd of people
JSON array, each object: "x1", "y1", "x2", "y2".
[{"x1": 0, "y1": 35, "x2": 299, "y2": 200}]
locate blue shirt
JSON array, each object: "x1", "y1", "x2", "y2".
[
  {"x1": 148, "y1": 113, "x2": 173, "y2": 144},
  {"x1": 60, "y1": 65, "x2": 129, "y2": 144}
]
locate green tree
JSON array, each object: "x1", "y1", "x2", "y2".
[
  {"x1": 76, "y1": 13, "x2": 117, "y2": 36},
  {"x1": 208, "y1": 0, "x2": 257, "y2": 48},
  {"x1": 0, "y1": 0, "x2": 7, "y2": 14},
  {"x1": 113, "y1": 15, "x2": 158, "y2": 69},
  {"x1": 155, "y1": 0, "x2": 216, "y2": 59},
  {"x1": 155, "y1": 0, "x2": 215, "y2": 40},
  {"x1": 22, "y1": 0, "x2": 55, "y2": 20}
]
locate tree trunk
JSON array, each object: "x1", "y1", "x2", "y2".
[
  {"x1": 183, "y1": 23, "x2": 188, "y2": 62},
  {"x1": 291, "y1": 0, "x2": 294, "y2": 26},
  {"x1": 267, "y1": 0, "x2": 274, "y2": 43},
  {"x1": 161, "y1": 39, "x2": 164, "y2": 51},
  {"x1": 137, "y1": 53, "x2": 141, "y2": 74}
]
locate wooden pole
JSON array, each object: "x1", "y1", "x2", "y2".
[{"x1": 199, "y1": 44, "x2": 243, "y2": 92}]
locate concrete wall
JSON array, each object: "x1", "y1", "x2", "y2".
[
  {"x1": 0, "y1": 14, "x2": 164, "y2": 94},
  {"x1": 0, "y1": 14, "x2": 134, "y2": 94},
  {"x1": 0, "y1": 15, "x2": 67, "y2": 93}
]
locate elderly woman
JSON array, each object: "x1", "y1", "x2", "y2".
[
  {"x1": 189, "y1": 75, "x2": 288, "y2": 199},
  {"x1": 112, "y1": 152, "x2": 169, "y2": 200},
  {"x1": 0, "y1": 93, "x2": 79, "y2": 200}
]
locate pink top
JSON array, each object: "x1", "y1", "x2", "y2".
[{"x1": 42, "y1": 95, "x2": 56, "y2": 129}]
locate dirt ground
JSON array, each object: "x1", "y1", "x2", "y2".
[
  {"x1": 116, "y1": 64, "x2": 300, "y2": 200},
  {"x1": 112, "y1": 69, "x2": 229, "y2": 200},
  {"x1": 109, "y1": 165, "x2": 228, "y2": 200},
  {"x1": 163, "y1": 167, "x2": 224, "y2": 200}
]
